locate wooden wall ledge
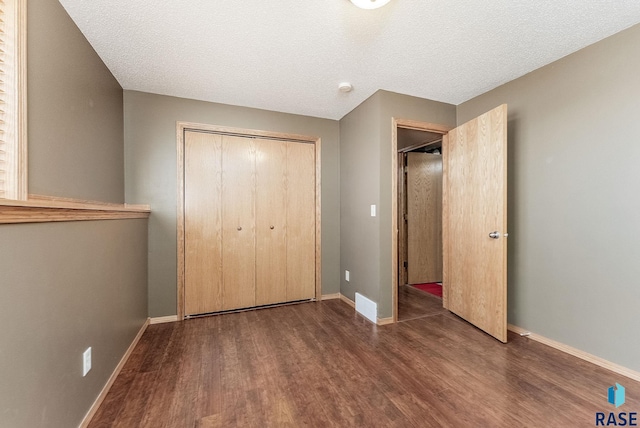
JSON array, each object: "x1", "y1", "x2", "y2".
[{"x1": 0, "y1": 194, "x2": 150, "y2": 224}]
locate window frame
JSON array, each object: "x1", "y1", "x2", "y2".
[{"x1": 0, "y1": 0, "x2": 28, "y2": 201}]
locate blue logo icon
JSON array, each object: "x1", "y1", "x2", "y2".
[{"x1": 608, "y1": 383, "x2": 626, "y2": 408}]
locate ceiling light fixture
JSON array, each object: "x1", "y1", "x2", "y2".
[{"x1": 350, "y1": 0, "x2": 391, "y2": 10}]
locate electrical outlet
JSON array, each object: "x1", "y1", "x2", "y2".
[
  {"x1": 345, "y1": 270, "x2": 350, "y2": 282},
  {"x1": 83, "y1": 347, "x2": 92, "y2": 376}
]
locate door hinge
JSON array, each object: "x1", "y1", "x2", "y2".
[
  {"x1": 404, "y1": 166, "x2": 408, "y2": 173},
  {"x1": 403, "y1": 261, "x2": 408, "y2": 269}
]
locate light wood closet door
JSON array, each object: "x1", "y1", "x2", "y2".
[
  {"x1": 255, "y1": 139, "x2": 287, "y2": 305},
  {"x1": 184, "y1": 131, "x2": 223, "y2": 315},
  {"x1": 286, "y1": 142, "x2": 316, "y2": 301},
  {"x1": 183, "y1": 133, "x2": 316, "y2": 316},
  {"x1": 222, "y1": 136, "x2": 256, "y2": 311},
  {"x1": 407, "y1": 152, "x2": 443, "y2": 284}
]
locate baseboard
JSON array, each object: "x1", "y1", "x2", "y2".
[
  {"x1": 150, "y1": 315, "x2": 179, "y2": 324},
  {"x1": 508, "y1": 324, "x2": 640, "y2": 382},
  {"x1": 377, "y1": 317, "x2": 394, "y2": 326},
  {"x1": 339, "y1": 293, "x2": 355, "y2": 308},
  {"x1": 321, "y1": 293, "x2": 341, "y2": 301},
  {"x1": 79, "y1": 318, "x2": 150, "y2": 428}
]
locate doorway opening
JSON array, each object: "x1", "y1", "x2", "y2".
[
  {"x1": 399, "y1": 137, "x2": 443, "y2": 321},
  {"x1": 391, "y1": 119, "x2": 451, "y2": 323}
]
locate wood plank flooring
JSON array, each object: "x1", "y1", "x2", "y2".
[
  {"x1": 397, "y1": 284, "x2": 446, "y2": 322},
  {"x1": 89, "y1": 300, "x2": 640, "y2": 427}
]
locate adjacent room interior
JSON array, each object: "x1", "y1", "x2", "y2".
[
  {"x1": 396, "y1": 126, "x2": 446, "y2": 322},
  {"x1": 2, "y1": 1, "x2": 640, "y2": 427}
]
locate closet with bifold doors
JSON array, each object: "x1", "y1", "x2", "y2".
[{"x1": 183, "y1": 129, "x2": 317, "y2": 317}]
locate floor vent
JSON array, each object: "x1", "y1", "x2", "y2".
[{"x1": 355, "y1": 292, "x2": 377, "y2": 324}]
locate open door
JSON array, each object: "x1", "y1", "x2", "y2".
[{"x1": 443, "y1": 104, "x2": 508, "y2": 342}]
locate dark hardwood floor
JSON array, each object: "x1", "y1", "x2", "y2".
[
  {"x1": 397, "y1": 284, "x2": 446, "y2": 322},
  {"x1": 89, "y1": 300, "x2": 640, "y2": 427}
]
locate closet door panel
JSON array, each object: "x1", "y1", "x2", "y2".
[
  {"x1": 286, "y1": 142, "x2": 316, "y2": 301},
  {"x1": 222, "y1": 136, "x2": 256, "y2": 310},
  {"x1": 255, "y1": 139, "x2": 287, "y2": 305},
  {"x1": 184, "y1": 131, "x2": 223, "y2": 315}
]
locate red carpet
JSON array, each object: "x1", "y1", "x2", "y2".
[{"x1": 411, "y1": 283, "x2": 442, "y2": 298}]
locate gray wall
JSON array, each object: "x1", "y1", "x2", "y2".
[
  {"x1": 0, "y1": 221, "x2": 148, "y2": 428},
  {"x1": 124, "y1": 91, "x2": 341, "y2": 317},
  {"x1": 29, "y1": 0, "x2": 125, "y2": 203},
  {"x1": 339, "y1": 90, "x2": 455, "y2": 318},
  {"x1": 378, "y1": 91, "x2": 456, "y2": 318},
  {"x1": 457, "y1": 23, "x2": 640, "y2": 371},
  {"x1": 0, "y1": 1, "x2": 148, "y2": 427},
  {"x1": 339, "y1": 92, "x2": 382, "y2": 308}
]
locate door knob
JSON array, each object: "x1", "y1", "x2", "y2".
[
  {"x1": 489, "y1": 231, "x2": 500, "y2": 239},
  {"x1": 270, "y1": 225, "x2": 275, "y2": 229},
  {"x1": 237, "y1": 226, "x2": 242, "y2": 231}
]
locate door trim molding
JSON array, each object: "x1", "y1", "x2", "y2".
[
  {"x1": 391, "y1": 118, "x2": 451, "y2": 323},
  {"x1": 315, "y1": 138, "x2": 322, "y2": 301},
  {"x1": 176, "y1": 122, "x2": 322, "y2": 320}
]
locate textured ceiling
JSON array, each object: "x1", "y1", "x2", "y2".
[{"x1": 58, "y1": 0, "x2": 640, "y2": 120}]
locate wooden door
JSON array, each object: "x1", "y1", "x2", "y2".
[
  {"x1": 443, "y1": 104, "x2": 508, "y2": 342},
  {"x1": 182, "y1": 130, "x2": 317, "y2": 316},
  {"x1": 255, "y1": 139, "x2": 287, "y2": 305},
  {"x1": 406, "y1": 152, "x2": 443, "y2": 284},
  {"x1": 285, "y1": 142, "x2": 316, "y2": 301},
  {"x1": 222, "y1": 136, "x2": 256, "y2": 311},
  {"x1": 184, "y1": 131, "x2": 223, "y2": 315}
]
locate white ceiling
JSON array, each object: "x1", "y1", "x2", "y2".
[{"x1": 58, "y1": 0, "x2": 640, "y2": 120}]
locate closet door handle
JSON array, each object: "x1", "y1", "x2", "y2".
[
  {"x1": 237, "y1": 226, "x2": 242, "y2": 231},
  {"x1": 270, "y1": 225, "x2": 275, "y2": 230}
]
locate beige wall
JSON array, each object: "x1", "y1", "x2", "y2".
[
  {"x1": 339, "y1": 90, "x2": 455, "y2": 318},
  {"x1": 28, "y1": 0, "x2": 125, "y2": 203},
  {"x1": 458, "y1": 23, "x2": 640, "y2": 371},
  {"x1": 124, "y1": 91, "x2": 341, "y2": 317},
  {"x1": 339, "y1": 92, "x2": 382, "y2": 306},
  {"x1": 0, "y1": 2, "x2": 148, "y2": 427},
  {"x1": 0, "y1": 221, "x2": 148, "y2": 428}
]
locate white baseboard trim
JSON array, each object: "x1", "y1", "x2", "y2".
[
  {"x1": 321, "y1": 293, "x2": 341, "y2": 301},
  {"x1": 79, "y1": 317, "x2": 150, "y2": 427},
  {"x1": 150, "y1": 315, "x2": 179, "y2": 324},
  {"x1": 508, "y1": 324, "x2": 640, "y2": 382},
  {"x1": 337, "y1": 294, "x2": 395, "y2": 326}
]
